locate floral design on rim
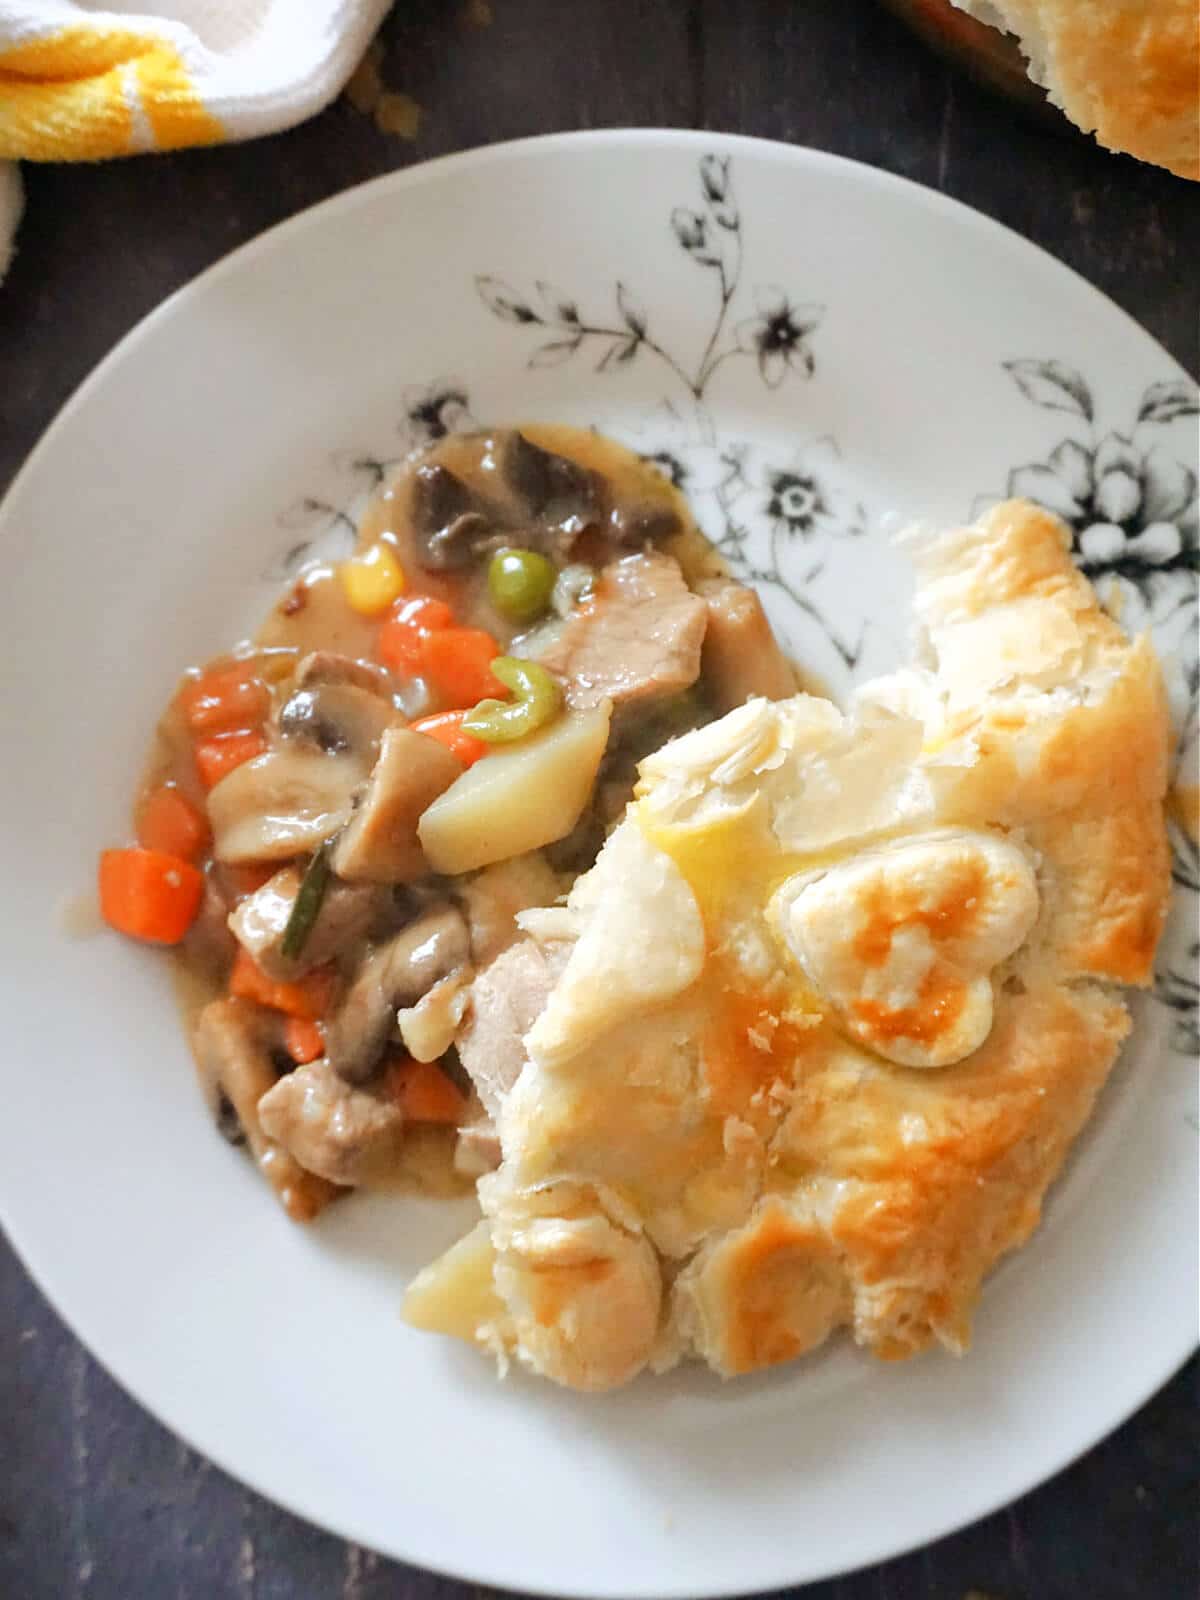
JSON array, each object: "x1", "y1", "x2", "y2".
[
  {"x1": 996, "y1": 360, "x2": 1199, "y2": 1066},
  {"x1": 735, "y1": 289, "x2": 821, "y2": 389},
  {"x1": 765, "y1": 468, "x2": 832, "y2": 538},
  {"x1": 1156, "y1": 940, "x2": 1199, "y2": 1057},
  {"x1": 671, "y1": 436, "x2": 871, "y2": 672},
  {"x1": 475, "y1": 154, "x2": 867, "y2": 676},
  {"x1": 475, "y1": 155, "x2": 823, "y2": 403},
  {"x1": 1003, "y1": 365, "x2": 1198, "y2": 605},
  {"x1": 271, "y1": 381, "x2": 478, "y2": 577},
  {"x1": 995, "y1": 362, "x2": 1198, "y2": 705}
]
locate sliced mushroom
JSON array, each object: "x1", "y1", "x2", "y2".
[
  {"x1": 207, "y1": 745, "x2": 368, "y2": 863},
  {"x1": 608, "y1": 502, "x2": 683, "y2": 546},
  {"x1": 411, "y1": 463, "x2": 494, "y2": 570},
  {"x1": 276, "y1": 664, "x2": 398, "y2": 760},
  {"x1": 332, "y1": 726, "x2": 462, "y2": 884},
  {"x1": 326, "y1": 903, "x2": 471, "y2": 1084},
  {"x1": 191, "y1": 997, "x2": 340, "y2": 1221},
  {"x1": 500, "y1": 431, "x2": 604, "y2": 537},
  {"x1": 257, "y1": 1056, "x2": 408, "y2": 1188},
  {"x1": 228, "y1": 865, "x2": 384, "y2": 980}
]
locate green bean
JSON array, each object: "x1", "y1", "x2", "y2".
[
  {"x1": 462, "y1": 656, "x2": 563, "y2": 743},
  {"x1": 280, "y1": 838, "x2": 333, "y2": 960},
  {"x1": 487, "y1": 547, "x2": 557, "y2": 623}
]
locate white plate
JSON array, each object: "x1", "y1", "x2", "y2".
[{"x1": 0, "y1": 132, "x2": 1195, "y2": 1597}]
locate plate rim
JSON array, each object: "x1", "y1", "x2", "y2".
[{"x1": 1, "y1": 127, "x2": 1195, "y2": 1597}]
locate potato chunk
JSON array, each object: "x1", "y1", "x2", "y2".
[
  {"x1": 404, "y1": 1220, "x2": 507, "y2": 1341},
  {"x1": 417, "y1": 704, "x2": 611, "y2": 874}
]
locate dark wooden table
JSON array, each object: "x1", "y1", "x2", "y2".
[{"x1": 1, "y1": 3, "x2": 1196, "y2": 1596}]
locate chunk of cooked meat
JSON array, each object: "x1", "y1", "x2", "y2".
[
  {"x1": 535, "y1": 552, "x2": 707, "y2": 719},
  {"x1": 456, "y1": 853, "x2": 565, "y2": 967},
  {"x1": 258, "y1": 1056, "x2": 407, "y2": 1187},
  {"x1": 228, "y1": 865, "x2": 383, "y2": 980},
  {"x1": 191, "y1": 998, "x2": 340, "y2": 1221},
  {"x1": 397, "y1": 972, "x2": 471, "y2": 1062},
  {"x1": 326, "y1": 903, "x2": 471, "y2": 1084},
  {"x1": 207, "y1": 745, "x2": 368, "y2": 863},
  {"x1": 457, "y1": 939, "x2": 569, "y2": 1120},
  {"x1": 696, "y1": 577, "x2": 797, "y2": 711},
  {"x1": 332, "y1": 726, "x2": 462, "y2": 883}
]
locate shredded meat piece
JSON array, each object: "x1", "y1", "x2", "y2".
[
  {"x1": 536, "y1": 552, "x2": 707, "y2": 720},
  {"x1": 457, "y1": 939, "x2": 570, "y2": 1120},
  {"x1": 258, "y1": 1056, "x2": 407, "y2": 1187},
  {"x1": 696, "y1": 577, "x2": 797, "y2": 711}
]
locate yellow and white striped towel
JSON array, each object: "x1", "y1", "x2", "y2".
[{"x1": 0, "y1": 1, "x2": 393, "y2": 281}]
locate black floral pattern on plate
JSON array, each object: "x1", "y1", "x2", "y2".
[
  {"x1": 277, "y1": 168, "x2": 1195, "y2": 1076},
  {"x1": 1156, "y1": 940, "x2": 1199, "y2": 1057},
  {"x1": 997, "y1": 360, "x2": 1199, "y2": 1069},
  {"x1": 1002, "y1": 364, "x2": 1198, "y2": 605},
  {"x1": 476, "y1": 155, "x2": 823, "y2": 402}
]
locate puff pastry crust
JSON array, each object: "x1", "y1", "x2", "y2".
[
  {"x1": 951, "y1": 0, "x2": 1199, "y2": 180},
  {"x1": 405, "y1": 500, "x2": 1171, "y2": 1389}
]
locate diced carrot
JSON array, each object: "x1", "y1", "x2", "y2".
[
  {"x1": 410, "y1": 710, "x2": 489, "y2": 768},
  {"x1": 98, "y1": 847, "x2": 204, "y2": 945},
  {"x1": 377, "y1": 593, "x2": 455, "y2": 674},
  {"x1": 387, "y1": 1057, "x2": 468, "y2": 1124},
  {"x1": 395, "y1": 594, "x2": 456, "y2": 631},
  {"x1": 136, "y1": 785, "x2": 210, "y2": 862},
  {"x1": 283, "y1": 1017, "x2": 325, "y2": 1065},
  {"x1": 229, "y1": 949, "x2": 336, "y2": 1020},
  {"x1": 180, "y1": 662, "x2": 270, "y2": 736},
  {"x1": 419, "y1": 627, "x2": 504, "y2": 707},
  {"x1": 194, "y1": 729, "x2": 267, "y2": 789}
]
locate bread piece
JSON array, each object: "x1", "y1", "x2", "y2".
[
  {"x1": 405, "y1": 499, "x2": 1171, "y2": 1390},
  {"x1": 951, "y1": 0, "x2": 1199, "y2": 179}
]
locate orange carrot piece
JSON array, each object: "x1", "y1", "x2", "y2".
[
  {"x1": 388, "y1": 1057, "x2": 468, "y2": 1124},
  {"x1": 180, "y1": 662, "x2": 270, "y2": 736},
  {"x1": 98, "y1": 848, "x2": 204, "y2": 945},
  {"x1": 377, "y1": 594, "x2": 455, "y2": 674},
  {"x1": 136, "y1": 785, "x2": 210, "y2": 862},
  {"x1": 418, "y1": 627, "x2": 504, "y2": 707},
  {"x1": 410, "y1": 710, "x2": 489, "y2": 768},
  {"x1": 283, "y1": 1017, "x2": 325, "y2": 1065},
  {"x1": 194, "y1": 729, "x2": 267, "y2": 789},
  {"x1": 229, "y1": 950, "x2": 335, "y2": 1020}
]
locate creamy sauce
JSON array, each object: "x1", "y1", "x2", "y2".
[{"x1": 137, "y1": 424, "x2": 805, "y2": 1212}]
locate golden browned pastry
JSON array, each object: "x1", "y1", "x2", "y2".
[
  {"x1": 404, "y1": 499, "x2": 1171, "y2": 1389},
  {"x1": 950, "y1": 0, "x2": 1200, "y2": 179}
]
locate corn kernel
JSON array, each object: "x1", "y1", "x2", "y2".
[{"x1": 341, "y1": 542, "x2": 405, "y2": 615}]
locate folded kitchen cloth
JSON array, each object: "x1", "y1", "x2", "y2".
[{"x1": 0, "y1": 0, "x2": 393, "y2": 160}]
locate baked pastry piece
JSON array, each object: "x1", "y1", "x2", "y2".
[
  {"x1": 405, "y1": 499, "x2": 1171, "y2": 1389},
  {"x1": 950, "y1": 0, "x2": 1199, "y2": 180}
]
